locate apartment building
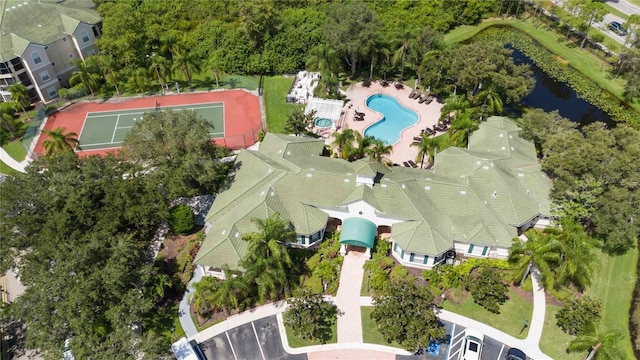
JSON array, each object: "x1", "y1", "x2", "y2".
[{"x1": 0, "y1": 0, "x2": 101, "y2": 104}]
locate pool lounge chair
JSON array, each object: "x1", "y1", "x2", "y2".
[
  {"x1": 408, "y1": 160, "x2": 418, "y2": 168},
  {"x1": 403, "y1": 161, "x2": 411, "y2": 167},
  {"x1": 409, "y1": 90, "x2": 416, "y2": 99}
]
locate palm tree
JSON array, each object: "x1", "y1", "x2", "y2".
[
  {"x1": 95, "y1": 55, "x2": 120, "y2": 95},
  {"x1": 448, "y1": 114, "x2": 479, "y2": 148},
  {"x1": 7, "y1": 83, "x2": 30, "y2": 114},
  {"x1": 148, "y1": 54, "x2": 170, "y2": 92},
  {"x1": 547, "y1": 219, "x2": 596, "y2": 291},
  {"x1": 192, "y1": 276, "x2": 220, "y2": 317},
  {"x1": 475, "y1": 85, "x2": 503, "y2": 115},
  {"x1": 69, "y1": 59, "x2": 100, "y2": 97},
  {"x1": 172, "y1": 48, "x2": 202, "y2": 88},
  {"x1": 391, "y1": 28, "x2": 416, "y2": 82},
  {"x1": 211, "y1": 266, "x2": 250, "y2": 314},
  {"x1": 42, "y1": 127, "x2": 78, "y2": 156},
  {"x1": 508, "y1": 229, "x2": 562, "y2": 288},
  {"x1": 366, "y1": 139, "x2": 393, "y2": 164},
  {"x1": 411, "y1": 134, "x2": 439, "y2": 168},
  {"x1": 241, "y1": 214, "x2": 296, "y2": 302},
  {"x1": 207, "y1": 51, "x2": 224, "y2": 88},
  {"x1": 159, "y1": 31, "x2": 180, "y2": 60},
  {"x1": 349, "y1": 132, "x2": 375, "y2": 161},
  {"x1": 306, "y1": 43, "x2": 340, "y2": 76},
  {"x1": 568, "y1": 323, "x2": 623, "y2": 360},
  {"x1": 332, "y1": 129, "x2": 356, "y2": 160},
  {"x1": 365, "y1": 34, "x2": 389, "y2": 80}
]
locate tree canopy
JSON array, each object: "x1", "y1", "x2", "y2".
[
  {"x1": 0, "y1": 153, "x2": 170, "y2": 358},
  {"x1": 121, "y1": 109, "x2": 232, "y2": 198},
  {"x1": 370, "y1": 277, "x2": 444, "y2": 351}
]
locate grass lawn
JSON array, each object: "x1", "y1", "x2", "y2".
[
  {"x1": 284, "y1": 317, "x2": 337, "y2": 347},
  {"x1": 263, "y1": 76, "x2": 304, "y2": 133},
  {"x1": 539, "y1": 305, "x2": 582, "y2": 360},
  {"x1": 361, "y1": 306, "x2": 403, "y2": 348},
  {"x1": 585, "y1": 248, "x2": 637, "y2": 359},
  {"x1": 442, "y1": 288, "x2": 533, "y2": 339},
  {"x1": 2, "y1": 140, "x2": 27, "y2": 162},
  {"x1": 0, "y1": 160, "x2": 18, "y2": 176},
  {"x1": 443, "y1": 19, "x2": 640, "y2": 115}
]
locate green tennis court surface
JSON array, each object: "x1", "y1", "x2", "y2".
[{"x1": 77, "y1": 102, "x2": 224, "y2": 151}]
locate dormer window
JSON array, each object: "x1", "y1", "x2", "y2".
[{"x1": 81, "y1": 31, "x2": 90, "y2": 43}]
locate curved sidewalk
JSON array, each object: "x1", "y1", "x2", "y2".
[{"x1": 0, "y1": 147, "x2": 28, "y2": 173}]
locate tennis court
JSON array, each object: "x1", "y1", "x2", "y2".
[{"x1": 77, "y1": 102, "x2": 224, "y2": 151}]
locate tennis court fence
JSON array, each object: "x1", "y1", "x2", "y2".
[
  {"x1": 219, "y1": 126, "x2": 261, "y2": 150},
  {"x1": 21, "y1": 106, "x2": 48, "y2": 159}
]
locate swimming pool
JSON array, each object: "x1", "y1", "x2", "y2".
[
  {"x1": 364, "y1": 94, "x2": 418, "y2": 145},
  {"x1": 315, "y1": 118, "x2": 332, "y2": 128}
]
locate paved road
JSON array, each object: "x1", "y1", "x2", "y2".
[{"x1": 606, "y1": 0, "x2": 640, "y2": 16}]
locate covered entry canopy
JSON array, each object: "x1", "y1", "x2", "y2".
[{"x1": 339, "y1": 217, "x2": 376, "y2": 249}]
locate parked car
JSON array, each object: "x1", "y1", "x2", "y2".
[
  {"x1": 506, "y1": 347, "x2": 527, "y2": 360},
  {"x1": 461, "y1": 328, "x2": 484, "y2": 360},
  {"x1": 609, "y1": 21, "x2": 627, "y2": 36}
]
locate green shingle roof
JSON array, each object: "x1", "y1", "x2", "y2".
[
  {"x1": 1, "y1": 0, "x2": 101, "y2": 61},
  {"x1": 195, "y1": 119, "x2": 551, "y2": 270}
]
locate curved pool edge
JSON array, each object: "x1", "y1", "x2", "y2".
[{"x1": 363, "y1": 93, "x2": 421, "y2": 146}]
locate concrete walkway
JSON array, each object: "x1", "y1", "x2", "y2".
[
  {"x1": 335, "y1": 252, "x2": 366, "y2": 343},
  {"x1": 178, "y1": 266, "x2": 204, "y2": 337},
  {"x1": 0, "y1": 147, "x2": 28, "y2": 173}
]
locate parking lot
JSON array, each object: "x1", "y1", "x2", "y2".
[
  {"x1": 198, "y1": 315, "x2": 307, "y2": 360},
  {"x1": 197, "y1": 316, "x2": 527, "y2": 360}
]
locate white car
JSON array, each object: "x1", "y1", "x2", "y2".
[{"x1": 461, "y1": 328, "x2": 484, "y2": 360}]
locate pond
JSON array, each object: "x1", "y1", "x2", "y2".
[{"x1": 511, "y1": 48, "x2": 616, "y2": 128}]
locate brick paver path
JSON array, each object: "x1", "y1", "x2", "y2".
[{"x1": 335, "y1": 251, "x2": 366, "y2": 343}]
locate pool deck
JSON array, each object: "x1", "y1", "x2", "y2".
[{"x1": 315, "y1": 81, "x2": 445, "y2": 167}]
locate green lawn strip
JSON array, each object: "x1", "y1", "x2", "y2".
[
  {"x1": 283, "y1": 318, "x2": 337, "y2": 347},
  {"x1": 445, "y1": 19, "x2": 640, "y2": 115},
  {"x1": 0, "y1": 160, "x2": 18, "y2": 176},
  {"x1": 629, "y1": 0, "x2": 640, "y2": 8},
  {"x1": 442, "y1": 288, "x2": 533, "y2": 339},
  {"x1": 263, "y1": 76, "x2": 304, "y2": 133},
  {"x1": 603, "y1": 4, "x2": 630, "y2": 20},
  {"x1": 361, "y1": 306, "x2": 403, "y2": 348},
  {"x1": 2, "y1": 140, "x2": 27, "y2": 162},
  {"x1": 539, "y1": 305, "x2": 582, "y2": 360},
  {"x1": 585, "y1": 248, "x2": 637, "y2": 359}
]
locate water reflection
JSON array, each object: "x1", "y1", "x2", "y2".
[{"x1": 511, "y1": 48, "x2": 615, "y2": 128}]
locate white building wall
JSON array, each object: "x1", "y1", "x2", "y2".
[
  {"x1": 390, "y1": 241, "x2": 447, "y2": 270},
  {"x1": 317, "y1": 201, "x2": 405, "y2": 227}
]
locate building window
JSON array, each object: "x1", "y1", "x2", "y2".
[
  {"x1": 47, "y1": 87, "x2": 58, "y2": 98},
  {"x1": 81, "y1": 31, "x2": 90, "y2": 43},
  {"x1": 409, "y1": 253, "x2": 415, "y2": 262},
  {"x1": 17, "y1": 72, "x2": 31, "y2": 86},
  {"x1": 482, "y1": 246, "x2": 488, "y2": 256},
  {"x1": 31, "y1": 51, "x2": 42, "y2": 65},
  {"x1": 468, "y1": 244, "x2": 474, "y2": 254},
  {"x1": 10, "y1": 58, "x2": 24, "y2": 71},
  {"x1": 393, "y1": 243, "x2": 398, "y2": 253},
  {"x1": 40, "y1": 70, "x2": 50, "y2": 82},
  {"x1": 51, "y1": 62, "x2": 56, "y2": 67},
  {"x1": 423, "y1": 255, "x2": 429, "y2": 265},
  {"x1": 0, "y1": 62, "x2": 10, "y2": 74},
  {"x1": 63, "y1": 37, "x2": 67, "y2": 42}
]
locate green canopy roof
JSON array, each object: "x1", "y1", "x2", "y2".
[{"x1": 339, "y1": 218, "x2": 376, "y2": 249}]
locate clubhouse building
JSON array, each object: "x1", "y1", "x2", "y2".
[{"x1": 194, "y1": 117, "x2": 552, "y2": 277}]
